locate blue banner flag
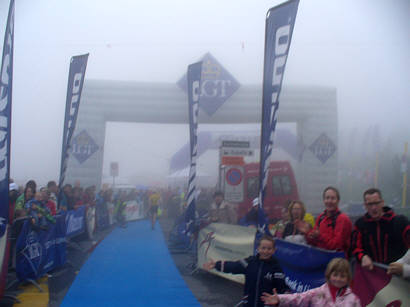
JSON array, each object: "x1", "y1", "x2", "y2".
[
  {"x1": 274, "y1": 239, "x2": 344, "y2": 292},
  {"x1": 258, "y1": 0, "x2": 299, "y2": 232},
  {"x1": 59, "y1": 54, "x2": 89, "y2": 189},
  {"x1": 184, "y1": 62, "x2": 202, "y2": 235},
  {"x1": 0, "y1": 0, "x2": 15, "y2": 237}
]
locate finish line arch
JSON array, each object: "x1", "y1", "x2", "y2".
[{"x1": 66, "y1": 79, "x2": 337, "y2": 213}]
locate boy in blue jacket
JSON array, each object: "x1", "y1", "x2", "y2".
[{"x1": 203, "y1": 235, "x2": 289, "y2": 307}]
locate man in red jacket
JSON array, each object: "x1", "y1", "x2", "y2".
[
  {"x1": 351, "y1": 188, "x2": 410, "y2": 269},
  {"x1": 299, "y1": 186, "x2": 352, "y2": 256}
]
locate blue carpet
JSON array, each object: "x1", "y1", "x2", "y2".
[{"x1": 61, "y1": 220, "x2": 200, "y2": 306}]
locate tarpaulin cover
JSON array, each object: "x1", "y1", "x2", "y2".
[{"x1": 61, "y1": 220, "x2": 200, "y2": 306}]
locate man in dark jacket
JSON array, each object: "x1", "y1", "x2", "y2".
[
  {"x1": 351, "y1": 188, "x2": 410, "y2": 269},
  {"x1": 203, "y1": 236, "x2": 289, "y2": 307}
]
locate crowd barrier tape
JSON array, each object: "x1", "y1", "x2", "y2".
[
  {"x1": 198, "y1": 223, "x2": 256, "y2": 284},
  {"x1": 124, "y1": 201, "x2": 145, "y2": 222},
  {"x1": 15, "y1": 215, "x2": 66, "y2": 281}
]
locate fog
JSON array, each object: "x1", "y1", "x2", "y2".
[{"x1": 1, "y1": 0, "x2": 409, "y2": 203}]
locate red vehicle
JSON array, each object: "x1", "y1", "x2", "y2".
[{"x1": 237, "y1": 161, "x2": 299, "y2": 221}]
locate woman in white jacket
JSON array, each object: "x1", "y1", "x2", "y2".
[{"x1": 387, "y1": 249, "x2": 410, "y2": 279}]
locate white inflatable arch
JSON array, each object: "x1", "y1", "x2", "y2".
[{"x1": 66, "y1": 80, "x2": 337, "y2": 213}]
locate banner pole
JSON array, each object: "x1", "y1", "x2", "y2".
[
  {"x1": 374, "y1": 152, "x2": 379, "y2": 187},
  {"x1": 402, "y1": 142, "x2": 408, "y2": 208}
]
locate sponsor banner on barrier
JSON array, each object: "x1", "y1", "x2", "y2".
[
  {"x1": 198, "y1": 223, "x2": 256, "y2": 284},
  {"x1": 124, "y1": 201, "x2": 144, "y2": 221},
  {"x1": 15, "y1": 216, "x2": 66, "y2": 281},
  {"x1": 274, "y1": 239, "x2": 344, "y2": 292},
  {"x1": 352, "y1": 264, "x2": 409, "y2": 307},
  {"x1": 65, "y1": 206, "x2": 86, "y2": 237}
]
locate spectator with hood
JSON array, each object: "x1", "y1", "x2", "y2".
[{"x1": 351, "y1": 188, "x2": 410, "y2": 269}]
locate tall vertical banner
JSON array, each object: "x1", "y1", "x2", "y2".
[
  {"x1": 257, "y1": 0, "x2": 299, "y2": 235},
  {"x1": 184, "y1": 62, "x2": 202, "y2": 235},
  {"x1": 0, "y1": 0, "x2": 15, "y2": 297},
  {"x1": 59, "y1": 54, "x2": 89, "y2": 189}
]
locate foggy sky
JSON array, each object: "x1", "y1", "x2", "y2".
[{"x1": 0, "y1": 0, "x2": 409, "y2": 187}]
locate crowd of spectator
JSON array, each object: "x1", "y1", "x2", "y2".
[
  {"x1": 203, "y1": 186, "x2": 409, "y2": 272},
  {"x1": 195, "y1": 186, "x2": 409, "y2": 306},
  {"x1": 5, "y1": 178, "x2": 409, "y2": 307}
]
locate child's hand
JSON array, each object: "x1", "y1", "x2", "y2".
[
  {"x1": 261, "y1": 288, "x2": 279, "y2": 306},
  {"x1": 203, "y1": 259, "x2": 216, "y2": 270}
]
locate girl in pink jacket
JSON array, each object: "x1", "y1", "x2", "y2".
[{"x1": 261, "y1": 258, "x2": 361, "y2": 307}]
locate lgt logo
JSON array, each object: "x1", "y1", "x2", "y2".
[{"x1": 178, "y1": 53, "x2": 240, "y2": 116}]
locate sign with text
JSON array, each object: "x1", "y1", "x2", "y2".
[
  {"x1": 224, "y1": 165, "x2": 244, "y2": 202},
  {"x1": 124, "y1": 201, "x2": 145, "y2": 221},
  {"x1": 309, "y1": 133, "x2": 336, "y2": 164},
  {"x1": 222, "y1": 140, "x2": 250, "y2": 148},
  {"x1": 110, "y1": 162, "x2": 119, "y2": 177},
  {"x1": 221, "y1": 156, "x2": 244, "y2": 166},
  {"x1": 222, "y1": 148, "x2": 254, "y2": 157},
  {"x1": 178, "y1": 53, "x2": 240, "y2": 116},
  {"x1": 71, "y1": 130, "x2": 99, "y2": 164}
]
